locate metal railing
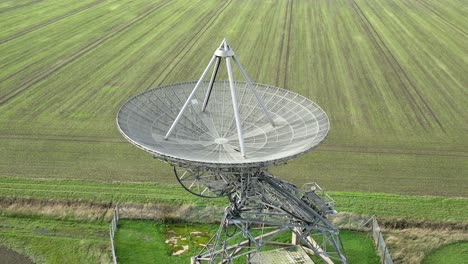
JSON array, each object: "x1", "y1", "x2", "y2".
[
  {"x1": 110, "y1": 205, "x2": 119, "y2": 264},
  {"x1": 369, "y1": 216, "x2": 393, "y2": 264}
]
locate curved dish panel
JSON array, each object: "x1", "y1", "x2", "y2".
[{"x1": 117, "y1": 81, "x2": 329, "y2": 168}]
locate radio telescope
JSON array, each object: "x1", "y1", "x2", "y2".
[{"x1": 117, "y1": 40, "x2": 347, "y2": 263}]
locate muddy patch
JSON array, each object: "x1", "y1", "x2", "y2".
[{"x1": 164, "y1": 225, "x2": 212, "y2": 256}]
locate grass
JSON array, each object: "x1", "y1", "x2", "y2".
[
  {"x1": 114, "y1": 221, "x2": 210, "y2": 264},
  {"x1": 1, "y1": 177, "x2": 467, "y2": 223},
  {"x1": 114, "y1": 220, "x2": 379, "y2": 264},
  {"x1": 0, "y1": 216, "x2": 111, "y2": 264},
  {"x1": 422, "y1": 241, "x2": 468, "y2": 264},
  {"x1": 0, "y1": 0, "x2": 466, "y2": 198},
  {"x1": 339, "y1": 231, "x2": 380, "y2": 264},
  {"x1": 385, "y1": 228, "x2": 468, "y2": 264}
]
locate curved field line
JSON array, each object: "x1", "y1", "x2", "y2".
[
  {"x1": 149, "y1": 0, "x2": 233, "y2": 89},
  {"x1": 0, "y1": 0, "x2": 105, "y2": 45},
  {"x1": 326, "y1": 144, "x2": 467, "y2": 156},
  {"x1": 349, "y1": 0, "x2": 444, "y2": 131},
  {"x1": 0, "y1": 187, "x2": 181, "y2": 200},
  {"x1": 0, "y1": 133, "x2": 465, "y2": 158},
  {"x1": 283, "y1": 0, "x2": 293, "y2": 89},
  {"x1": 0, "y1": 136, "x2": 125, "y2": 144},
  {"x1": 103, "y1": 5, "x2": 189, "y2": 85},
  {"x1": 0, "y1": 60, "x2": 42, "y2": 84},
  {"x1": 318, "y1": 148, "x2": 467, "y2": 158},
  {"x1": 415, "y1": 0, "x2": 467, "y2": 36},
  {"x1": 0, "y1": 183, "x2": 171, "y2": 193},
  {"x1": 275, "y1": 0, "x2": 291, "y2": 87},
  {"x1": 0, "y1": 132, "x2": 116, "y2": 139},
  {"x1": 0, "y1": 0, "x2": 106, "y2": 84},
  {"x1": 349, "y1": 0, "x2": 426, "y2": 128},
  {"x1": 0, "y1": 0, "x2": 172, "y2": 107},
  {"x1": 0, "y1": 0, "x2": 43, "y2": 15}
]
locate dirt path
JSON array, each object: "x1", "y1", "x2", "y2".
[{"x1": 0, "y1": 246, "x2": 33, "y2": 264}]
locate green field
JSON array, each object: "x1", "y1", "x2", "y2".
[
  {"x1": 422, "y1": 241, "x2": 468, "y2": 264},
  {"x1": 0, "y1": 216, "x2": 110, "y2": 263},
  {"x1": 0, "y1": 0, "x2": 466, "y2": 197}
]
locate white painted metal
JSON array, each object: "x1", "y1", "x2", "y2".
[
  {"x1": 117, "y1": 81, "x2": 329, "y2": 169},
  {"x1": 225, "y1": 55, "x2": 245, "y2": 157},
  {"x1": 117, "y1": 39, "x2": 329, "y2": 165},
  {"x1": 233, "y1": 55, "x2": 275, "y2": 126},
  {"x1": 164, "y1": 55, "x2": 217, "y2": 140},
  {"x1": 201, "y1": 57, "x2": 221, "y2": 112}
]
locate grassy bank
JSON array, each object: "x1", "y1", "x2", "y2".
[{"x1": 1, "y1": 177, "x2": 467, "y2": 223}]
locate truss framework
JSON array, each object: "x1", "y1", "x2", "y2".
[
  {"x1": 191, "y1": 171, "x2": 348, "y2": 264},
  {"x1": 116, "y1": 39, "x2": 344, "y2": 263}
]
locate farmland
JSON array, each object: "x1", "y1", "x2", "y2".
[
  {"x1": 0, "y1": 0, "x2": 466, "y2": 196},
  {"x1": 0, "y1": 0, "x2": 467, "y2": 263}
]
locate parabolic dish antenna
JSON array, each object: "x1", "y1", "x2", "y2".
[
  {"x1": 117, "y1": 40, "x2": 347, "y2": 264},
  {"x1": 117, "y1": 81, "x2": 329, "y2": 168}
]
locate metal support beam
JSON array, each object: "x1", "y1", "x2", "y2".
[
  {"x1": 202, "y1": 56, "x2": 221, "y2": 112},
  {"x1": 164, "y1": 55, "x2": 216, "y2": 140},
  {"x1": 194, "y1": 172, "x2": 347, "y2": 263},
  {"x1": 226, "y1": 55, "x2": 245, "y2": 157},
  {"x1": 165, "y1": 39, "x2": 277, "y2": 157},
  {"x1": 306, "y1": 235, "x2": 334, "y2": 264},
  {"x1": 233, "y1": 55, "x2": 275, "y2": 126}
]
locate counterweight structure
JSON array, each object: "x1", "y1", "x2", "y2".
[{"x1": 117, "y1": 40, "x2": 347, "y2": 263}]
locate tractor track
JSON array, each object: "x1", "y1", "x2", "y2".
[
  {"x1": 348, "y1": 0, "x2": 425, "y2": 128},
  {"x1": 0, "y1": 135, "x2": 125, "y2": 144},
  {"x1": 0, "y1": 60, "x2": 41, "y2": 84},
  {"x1": 349, "y1": 0, "x2": 444, "y2": 131},
  {"x1": 283, "y1": 0, "x2": 293, "y2": 89},
  {"x1": 275, "y1": 0, "x2": 292, "y2": 87},
  {"x1": 326, "y1": 144, "x2": 467, "y2": 154},
  {"x1": 415, "y1": 0, "x2": 467, "y2": 36},
  {"x1": 0, "y1": 133, "x2": 465, "y2": 158},
  {"x1": 0, "y1": 0, "x2": 106, "y2": 84},
  {"x1": 0, "y1": 0, "x2": 172, "y2": 107},
  {"x1": 0, "y1": 0, "x2": 43, "y2": 15},
  {"x1": 319, "y1": 146, "x2": 467, "y2": 158},
  {"x1": 0, "y1": 0, "x2": 105, "y2": 45},
  {"x1": 103, "y1": 4, "x2": 187, "y2": 85},
  {"x1": 66, "y1": 1, "x2": 182, "y2": 115},
  {"x1": 1, "y1": 132, "x2": 115, "y2": 139},
  {"x1": 148, "y1": 0, "x2": 233, "y2": 89}
]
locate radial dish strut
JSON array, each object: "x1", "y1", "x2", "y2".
[{"x1": 164, "y1": 39, "x2": 275, "y2": 158}]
